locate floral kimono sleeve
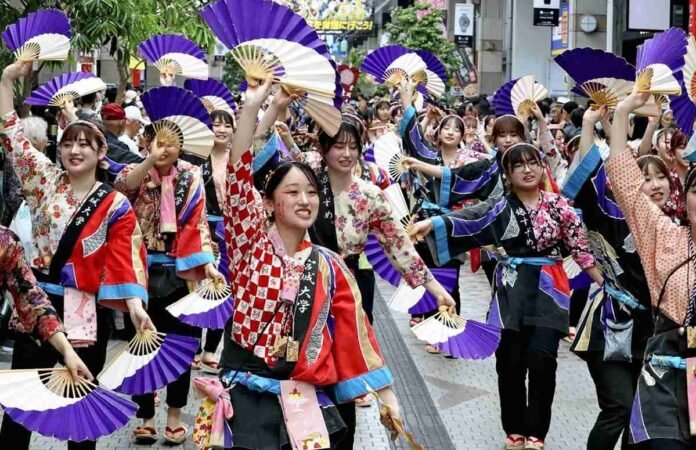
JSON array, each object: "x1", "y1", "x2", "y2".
[
  {"x1": 0, "y1": 111, "x2": 62, "y2": 206},
  {"x1": 1, "y1": 227, "x2": 63, "y2": 342},
  {"x1": 369, "y1": 189, "x2": 432, "y2": 288}
]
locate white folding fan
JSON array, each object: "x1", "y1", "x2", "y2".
[
  {"x1": 510, "y1": 75, "x2": 548, "y2": 119},
  {"x1": 635, "y1": 27, "x2": 686, "y2": 97},
  {"x1": 98, "y1": 330, "x2": 199, "y2": 395},
  {"x1": 388, "y1": 282, "x2": 426, "y2": 313},
  {"x1": 166, "y1": 281, "x2": 233, "y2": 329},
  {"x1": 373, "y1": 132, "x2": 407, "y2": 182},
  {"x1": 411, "y1": 307, "x2": 467, "y2": 344},
  {"x1": 382, "y1": 183, "x2": 413, "y2": 234}
]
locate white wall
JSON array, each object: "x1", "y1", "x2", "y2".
[{"x1": 511, "y1": 0, "x2": 553, "y2": 86}]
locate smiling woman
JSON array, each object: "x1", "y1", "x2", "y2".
[
  {"x1": 0, "y1": 61, "x2": 153, "y2": 450},
  {"x1": 213, "y1": 78, "x2": 405, "y2": 450}
]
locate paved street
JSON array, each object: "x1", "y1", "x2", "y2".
[{"x1": 1, "y1": 262, "x2": 602, "y2": 449}]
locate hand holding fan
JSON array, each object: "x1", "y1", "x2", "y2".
[
  {"x1": 362, "y1": 382, "x2": 425, "y2": 450},
  {"x1": 2, "y1": 9, "x2": 71, "y2": 62},
  {"x1": 361, "y1": 45, "x2": 427, "y2": 89},
  {"x1": 166, "y1": 280, "x2": 233, "y2": 329},
  {"x1": 412, "y1": 306, "x2": 501, "y2": 359},
  {"x1": 388, "y1": 268, "x2": 457, "y2": 314},
  {"x1": 184, "y1": 78, "x2": 237, "y2": 114},
  {"x1": 141, "y1": 86, "x2": 214, "y2": 159},
  {"x1": 635, "y1": 27, "x2": 687, "y2": 97},
  {"x1": 138, "y1": 34, "x2": 209, "y2": 81},
  {"x1": 201, "y1": 0, "x2": 342, "y2": 135},
  {"x1": 98, "y1": 330, "x2": 199, "y2": 395},
  {"x1": 24, "y1": 72, "x2": 106, "y2": 107},
  {"x1": 492, "y1": 75, "x2": 548, "y2": 119},
  {"x1": 0, "y1": 368, "x2": 137, "y2": 441},
  {"x1": 373, "y1": 132, "x2": 407, "y2": 182}
]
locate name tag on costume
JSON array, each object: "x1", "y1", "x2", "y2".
[
  {"x1": 279, "y1": 381, "x2": 330, "y2": 450},
  {"x1": 63, "y1": 287, "x2": 97, "y2": 347}
]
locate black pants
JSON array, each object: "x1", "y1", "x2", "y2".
[
  {"x1": 0, "y1": 298, "x2": 112, "y2": 450},
  {"x1": 570, "y1": 287, "x2": 590, "y2": 328},
  {"x1": 198, "y1": 328, "x2": 224, "y2": 354},
  {"x1": 496, "y1": 326, "x2": 562, "y2": 439},
  {"x1": 132, "y1": 285, "x2": 199, "y2": 419},
  {"x1": 585, "y1": 354, "x2": 642, "y2": 450},
  {"x1": 355, "y1": 269, "x2": 376, "y2": 324},
  {"x1": 333, "y1": 401, "x2": 357, "y2": 450},
  {"x1": 482, "y1": 259, "x2": 497, "y2": 286}
]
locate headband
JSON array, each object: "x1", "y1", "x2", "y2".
[{"x1": 62, "y1": 120, "x2": 107, "y2": 148}]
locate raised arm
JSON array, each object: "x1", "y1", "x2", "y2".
[
  {"x1": 0, "y1": 62, "x2": 31, "y2": 117},
  {"x1": 230, "y1": 78, "x2": 273, "y2": 165},
  {"x1": 579, "y1": 106, "x2": 609, "y2": 159},
  {"x1": 254, "y1": 88, "x2": 297, "y2": 139},
  {"x1": 637, "y1": 116, "x2": 659, "y2": 157}
]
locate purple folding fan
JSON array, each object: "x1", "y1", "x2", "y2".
[
  {"x1": 409, "y1": 268, "x2": 458, "y2": 315},
  {"x1": 25, "y1": 72, "x2": 106, "y2": 107},
  {"x1": 184, "y1": 78, "x2": 237, "y2": 114},
  {"x1": 554, "y1": 48, "x2": 637, "y2": 108},
  {"x1": 166, "y1": 282, "x2": 233, "y2": 329},
  {"x1": 200, "y1": 0, "x2": 342, "y2": 135},
  {"x1": 414, "y1": 49, "x2": 447, "y2": 98},
  {"x1": 361, "y1": 45, "x2": 412, "y2": 84},
  {"x1": 2, "y1": 8, "x2": 71, "y2": 61},
  {"x1": 365, "y1": 234, "x2": 402, "y2": 287},
  {"x1": 635, "y1": 27, "x2": 687, "y2": 96},
  {"x1": 491, "y1": 75, "x2": 548, "y2": 119},
  {"x1": 138, "y1": 34, "x2": 209, "y2": 80},
  {"x1": 554, "y1": 48, "x2": 635, "y2": 88},
  {"x1": 141, "y1": 86, "x2": 214, "y2": 159},
  {"x1": 671, "y1": 35, "x2": 696, "y2": 134},
  {"x1": 0, "y1": 368, "x2": 137, "y2": 441},
  {"x1": 98, "y1": 331, "x2": 199, "y2": 395},
  {"x1": 437, "y1": 319, "x2": 501, "y2": 360}
]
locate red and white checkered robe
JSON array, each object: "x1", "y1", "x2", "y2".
[{"x1": 223, "y1": 149, "x2": 393, "y2": 398}]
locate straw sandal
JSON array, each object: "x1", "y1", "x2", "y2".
[
  {"x1": 163, "y1": 425, "x2": 188, "y2": 445},
  {"x1": 133, "y1": 426, "x2": 158, "y2": 444}
]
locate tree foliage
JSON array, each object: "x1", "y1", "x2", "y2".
[
  {"x1": 65, "y1": 0, "x2": 216, "y2": 101},
  {"x1": 0, "y1": 0, "x2": 217, "y2": 103},
  {"x1": 385, "y1": 3, "x2": 458, "y2": 76}
]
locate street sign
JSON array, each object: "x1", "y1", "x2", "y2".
[{"x1": 533, "y1": 0, "x2": 560, "y2": 27}]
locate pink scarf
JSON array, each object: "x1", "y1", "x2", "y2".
[
  {"x1": 192, "y1": 377, "x2": 233, "y2": 449},
  {"x1": 147, "y1": 166, "x2": 177, "y2": 233}
]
